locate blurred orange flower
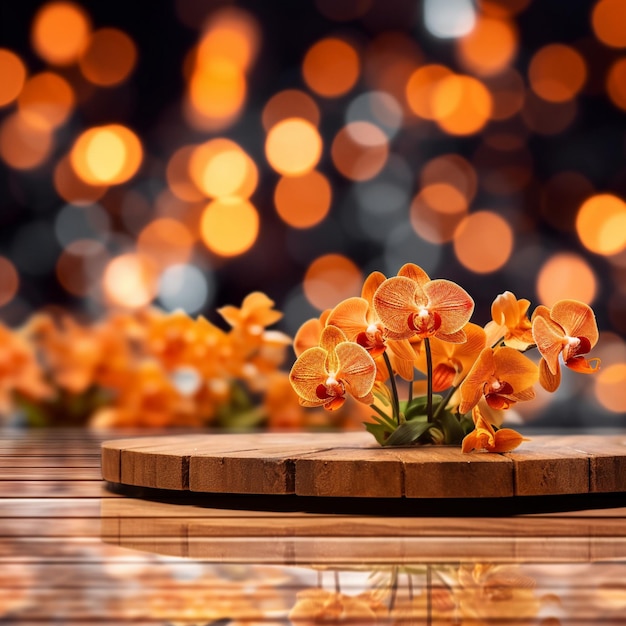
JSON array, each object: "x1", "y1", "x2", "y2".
[{"x1": 0, "y1": 323, "x2": 51, "y2": 415}]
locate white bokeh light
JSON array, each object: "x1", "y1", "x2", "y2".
[
  {"x1": 423, "y1": 0, "x2": 476, "y2": 39},
  {"x1": 158, "y1": 264, "x2": 212, "y2": 314}
]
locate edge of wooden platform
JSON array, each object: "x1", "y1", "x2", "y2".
[{"x1": 101, "y1": 433, "x2": 626, "y2": 499}]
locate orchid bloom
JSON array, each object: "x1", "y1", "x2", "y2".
[
  {"x1": 531, "y1": 300, "x2": 600, "y2": 392},
  {"x1": 326, "y1": 271, "x2": 417, "y2": 380},
  {"x1": 458, "y1": 346, "x2": 538, "y2": 415},
  {"x1": 289, "y1": 325, "x2": 376, "y2": 410},
  {"x1": 415, "y1": 322, "x2": 486, "y2": 392},
  {"x1": 372, "y1": 263, "x2": 474, "y2": 343},
  {"x1": 461, "y1": 404, "x2": 525, "y2": 453},
  {"x1": 218, "y1": 291, "x2": 283, "y2": 337},
  {"x1": 484, "y1": 291, "x2": 535, "y2": 350}
]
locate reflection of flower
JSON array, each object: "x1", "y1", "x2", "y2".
[
  {"x1": 289, "y1": 588, "x2": 387, "y2": 625},
  {"x1": 291, "y1": 563, "x2": 548, "y2": 626},
  {"x1": 290, "y1": 262, "x2": 601, "y2": 451}
]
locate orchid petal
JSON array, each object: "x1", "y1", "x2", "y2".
[
  {"x1": 434, "y1": 329, "x2": 467, "y2": 344},
  {"x1": 492, "y1": 347, "x2": 539, "y2": 391},
  {"x1": 362, "y1": 271, "x2": 386, "y2": 304},
  {"x1": 293, "y1": 318, "x2": 323, "y2": 357},
  {"x1": 550, "y1": 300, "x2": 599, "y2": 348},
  {"x1": 491, "y1": 428, "x2": 525, "y2": 452},
  {"x1": 326, "y1": 298, "x2": 371, "y2": 341},
  {"x1": 373, "y1": 276, "x2": 423, "y2": 338},
  {"x1": 566, "y1": 355, "x2": 601, "y2": 373},
  {"x1": 289, "y1": 347, "x2": 328, "y2": 402},
  {"x1": 423, "y1": 279, "x2": 474, "y2": 334},
  {"x1": 432, "y1": 363, "x2": 456, "y2": 392},
  {"x1": 319, "y1": 325, "x2": 347, "y2": 374},
  {"x1": 398, "y1": 263, "x2": 430, "y2": 286},
  {"x1": 335, "y1": 341, "x2": 377, "y2": 398},
  {"x1": 459, "y1": 348, "x2": 496, "y2": 414},
  {"x1": 539, "y1": 357, "x2": 561, "y2": 392},
  {"x1": 532, "y1": 315, "x2": 566, "y2": 375}
]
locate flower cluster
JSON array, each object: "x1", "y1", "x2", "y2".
[
  {"x1": 289, "y1": 263, "x2": 601, "y2": 452},
  {"x1": 1, "y1": 292, "x2": 297, "y2": 429}
]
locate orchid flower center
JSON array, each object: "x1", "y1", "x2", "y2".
[
  {"x1": 316, "y1": 374, "x2": 345, "y2": 400},
  {"x1": 408, "y1": 308, "x2": 442, "y2": 337}
]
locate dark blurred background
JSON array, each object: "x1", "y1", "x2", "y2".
[{"x1": 0, "y1": 0, "x2": 625, "y2": 428}]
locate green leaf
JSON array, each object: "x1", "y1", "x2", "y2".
[
  {"x1": 364, "y1": 421, "x2": 389, "y2": 446},
  {"x1": 434, "y1": 409, "x2": 466, "y2": 445},
  {"x1": 370, "y1": 404, "x2": 397, "y2": 429},
  {"x1": 384, "y1": 420, "x2": 432, "y2": 446},
  {"x1": 405, "y1": 394, "x2": 442, "y2": 420}
]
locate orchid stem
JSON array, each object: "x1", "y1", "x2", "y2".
[
  {"x1": 383, "y1": 350, "x2": 401, "y2": 425},
  {"x1": 433, "y1": 384, "x2": 458, "y2": 420},
  {"x1": 425, "y1": 337, "x2": 433, "y2": 422}
]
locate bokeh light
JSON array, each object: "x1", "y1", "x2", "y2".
[
  {"x1": 420, "y1": 154, "x2": 477, "y2": 203},
  {"x1": 431, "y1": 75, "x2": 492, "y2": 135},
  {"x1": 265, "y1": 118, "x2": 322, "y2": 176},
  {"x1": 592, "y1": 0, "x2": 626, "y2": 49},
  {"x1": 158, "y1": 264, "x2": 211, "y2": 314},
  {"x1": 0, "y1": 113, "x2": 52, "y2": 170},
  {"x1": 31, "y1": 1, "x2": 91, "y2": 65},
  {"x1": 453, "y1": 211, "x2": 514, "y2": 273},
  {"x1": 274, "y1": 170, "x2": 332, "y2": 229},
  {"x1": 303, "y1": 254, "x2": 362, "y2": 310},
  {"x1": 200, "y1": 198, "x2": 259, "y2": 257},
  {"x1": 70, "y1": 124, "x2": 143, "y2": 185},
  {"x1": 594, "y1": 363, "x2": 626, "y2": 413},
  {"x1": 137, "y1": 218, "x2": 194, "y2": 270},
  {"x1": 576, "y1": 193, "x2": 626, "y2": 256},
  {"x1": 536, "y1": 253, "x2": 597, "y2": 306},
  {"x1": 528, "y1": 44, "x2": 587, "y2": 103},
  {"x1": 606, "y1": 58, "x2": 626, "y2": 111},
  {"x1": 331, "y1": 121, "x2": 388, "y2": 180},
  {"x1": 189, "y1": 138, "x2": 258, "y2": 199},
  {"x1": 302, "y1": 37, "x2": 360, "y2": 98},
  {"x1": 423, "y1": 0, "x2": 476, "y2": 39},
  {"x1": 78, "y1": 28, "x2": 137, "y2": 87},
  {"x1": 103, "y1": 253, "x2": 158, "y2": 308},
  {"x1": 262, "y1": 90, "x2": 320, "y2": 131},
  {"x1": 17, "y1": 72, "x2": 74, "y2": 130},
  {"x1": 410, "y1": 183, "x2": 468, "y2": 244},
  {"x1": 56, "y1": 239, "x2": 109, "y2": 297},
  {"x1": 405, "y1": 64, "x2": 453, "y2": 120},
  {"x1": 455, "y1": 15, "x2": 517, "y2": 76},
  {"x1": 0, "y1": 50, "x2": 27, "y2": 107},
  {"x1": 53, "y1": 155, "x2": 107, "y2": 205},
  {"x1": 0, "y1": 257, "x2": 19, "y2": 307}
]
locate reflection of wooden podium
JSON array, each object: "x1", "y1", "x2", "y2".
[
  {"x1": 101, "y1": 432, "x2": 626, "y2": 564},
  {"x1": 100, "y1": 494, "x2": 626, "y2": 564}
]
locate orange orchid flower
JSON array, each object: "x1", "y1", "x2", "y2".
[
  {"x1": 531, "y1": 300, "x2": 600, "y2": 392},
  {"x1": 326, "y1": 271, "x2": 416, "y2": 379},
  {"x1": 415, "y1": 322, "x2": 486, "y2": 392},
  {"x1": 372, "y1": 263, "x2": 474, "y2": 343},
  {"x1": 458, "y1": 346, "x2": 538, "y2": 414},
  {"x1": 293, "y1": 310, "x2": 330, "y2": 357},
  {"x1": 461, "y1": 404, "x2": 525, "y2": 453},
  {"x1": 289, "y1": 325, "x2": 376, "y2": 410},
  {"x1": 484, "y1": 291, "x2": 535, "y2": 350}
]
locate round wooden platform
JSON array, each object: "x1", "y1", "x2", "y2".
[{"x1": 101, "y1": 432, "x2": 626, "y2": 499}]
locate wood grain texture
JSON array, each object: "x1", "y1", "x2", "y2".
[{"x1": 102, "y1": 433, "x2": 626, "y2": 498}]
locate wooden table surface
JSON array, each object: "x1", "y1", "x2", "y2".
[{"x1": 2, "y1": 428, "x2": 626, "y2": 624}]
